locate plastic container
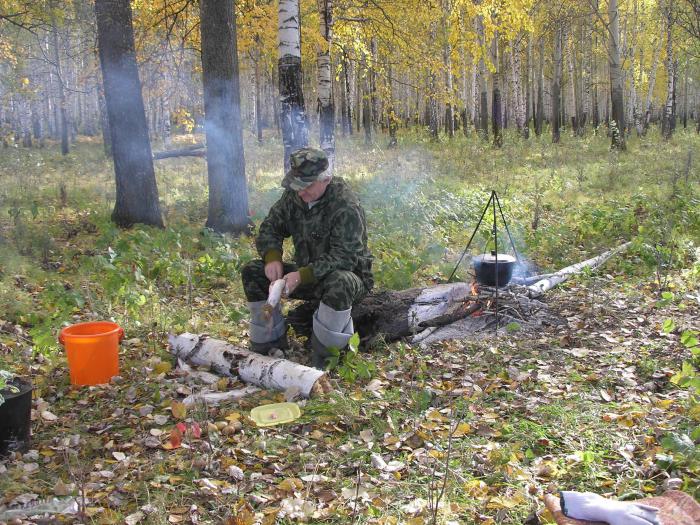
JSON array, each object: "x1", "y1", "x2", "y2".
[
  {"x1": 250, "y1": 402, "x2": 301, "y2": 427},
  {"x1": 59, "y1": 321, "x2": 124, "y2": 386},
  {"x1": 0, "y1": 378, "x2": 33, "y2": 456}
]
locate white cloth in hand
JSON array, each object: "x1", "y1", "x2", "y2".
[{"x1": 560, "y1": 491, "x2": 660, "y2": 525}]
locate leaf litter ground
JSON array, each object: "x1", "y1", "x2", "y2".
[{"x1": 1, "y1": 271, "x2": 698, "y2": 525}]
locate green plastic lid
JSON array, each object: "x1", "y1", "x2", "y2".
[{"x1": 250, "y1": 402, "x2": 301, "y2": 427}]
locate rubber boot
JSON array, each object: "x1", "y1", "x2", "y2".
[
  {"x1": 248, "y1": 301, "x2": 287, "y2": 356},
  {"x1": 310, "y1": 333, "x2": 333, "y2": 370},
  {"x1": 311, "y1": 302, "x2": 354, "y2": 370},
  {"x1": 250, "y1": 334, "x2": 289, "y2": 356}
]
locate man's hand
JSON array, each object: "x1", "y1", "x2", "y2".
[
  {"x1": 264, "y1": 261, "x2": 283, "y2": 282},
  {"x1": 284, "y1": 271, "x2": 302, "y2": 295}
]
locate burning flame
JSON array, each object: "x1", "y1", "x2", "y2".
[
  {"x1": 470, "y1": 281, "x2": 479, "y2": 296},
  {"x1": 468, "y1": 281, "x2": 483, "y2": 317}
]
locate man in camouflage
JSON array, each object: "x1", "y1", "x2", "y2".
[{"x1": 241, "y1": 147, "x2": 373, "y2": 369}]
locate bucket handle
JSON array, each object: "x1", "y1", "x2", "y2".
[{"x1": 58, "y1": 326, "x2": 125, "y2": 346}]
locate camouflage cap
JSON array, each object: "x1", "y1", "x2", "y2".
[{"x1": 281, "y1": 148, "x2": 330, "y2": 191}]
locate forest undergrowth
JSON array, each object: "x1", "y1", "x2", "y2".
[{"x1": 1, "y1": 128, "x2": 700, "y2": 524}]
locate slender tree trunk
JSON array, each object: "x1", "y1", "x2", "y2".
[
  {"x1": 644, "y1": 36, "x2": 661, "y2": 134},
  {"x1": 278, "y1": 0, "x2": 308, "y2": 170},
  {"x1": 254, "y1": 55, "x2": 263, "y2": 143},
  {"x1": 369, "y1": 37, "x2": 378, "y2": 133},
  {"x1": 477, "y1": 16, "x2": 489, "y2": 139},
  {"x1": 608, "y1": 0, "x2": 626, "y2": 149},
  {"x1": 340, "y1": 49, "x2": 350, "y2": 136},
  {"x1": 492, "y1": 33, "x2": 503, "y2": 147},
  {"x1": 662, "y1": 0, "x2": 675, "y2": 140},
  {"x1": 442, "y1": 0, "x2": 454, "y2": 138},
  {"x1": 552, "y1": 27, "x2": 562, "y2": 143},
  {"x1": 525, "y1": 35, "x2": 532, "y2": 135},
  {"x1": 363, "y1": 78, "x2": 372, "y2": 144},
  {"x1": 682, "y1": 63, "x2": 688, "y2": 128},
  {"x1": 510, "y1": 37, "x2": 527, "y2": 138},
  {"x1": 535, "y1": 37, "x2": 544, "y2": 136},
  {"x1": 387, "y1": 64, "x2": 398, "y2": 148},
  {"x1": 95, "y1": 0, "x2": 163, "y2": 228},
  {"x1": 50, "y1": 11, "x2": 69, "y2": 155},
  {"x1": 317, "y1": 0, "x2": 335, "y2": 165},
  {"x1": 200, "y1": 0, "x2": 249, "y2": 234}
]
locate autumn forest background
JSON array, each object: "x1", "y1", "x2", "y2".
[{"x1": 0, "y1": 0, "x2": 700, "y2": 523}]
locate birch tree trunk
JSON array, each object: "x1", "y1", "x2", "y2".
[
  {"x1": 644, "y1": 36, "x2": 661, "y2": 134},
  {"x1": 50, "y1": 10, "x2": 69, "y2": 155},
  {"x1": 317, "y1": 0, "x2": 335, "y2": 166},
  {"x1": 477, "y1": 16, "x2": 489, "y2": 139},
  {"x1": 442, "y1": 0, "x2": 454, "y2": 138},
  {"x1": 278, "y1": 0, "x2": 308, "y2": 171},
  {"x1": 492, "y1": 33, "x2": 503, "y2": 147},
  {"x1": 525, "y1": 35, "x2": 532, "y2": 135},
  {"x1": 552, "y1": 27, "x2": 562, "y2": 143},
  {"x1": 582, "y1": 21, "x2": 592, "y2": 132},
  {"x1": 509, "y1": 37, "x2": 526, "y2": 138},
  {"x1": 592, "y1": 33, "x2": 600, "y2": 129},
  {"x1": 608, "y1": 0, "x2": 626, "y2": 149},
  {"x1": 535, "y1": 37, "x2": 544, "y2": 136},
  {"x1": 662, "y1": 0, "x2": 675, "y2": 140}
]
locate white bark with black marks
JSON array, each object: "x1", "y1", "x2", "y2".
[
  {"x1": 278, "y1": 0, "x2": 308, "y2": 170},
  {"x1": 317, "y1": 0, "x2": 335, "y2": 166},
  {"x1": 169, "y1": 333, "x2": 331, "y2": 398}
]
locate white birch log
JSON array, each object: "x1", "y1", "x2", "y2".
[
  {"x1": 264, "y1": 278, "x2": 287, "y2": 319},
  {"x1": 527, "y1": 242, "x2": 631, "y2": 297},
  {"x1": 168, "y1": 333, "x2": 331, "y2": 398}
]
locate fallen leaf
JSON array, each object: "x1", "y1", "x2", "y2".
[
  {"x1": 53, "y1": 479, "x2": 74, "y2": 496},
  {"x1": 401, "y1": 498, "x2": 428, "y2": 515},
  {"x1": 41, "y1": 410, "x2": 58, "y2": 421},
  {"x1": 278, "y1": 478, "x2": 303, "y2": 492},
  {"x1": 163, "y1": 428, "x2": 182, "y2": 450},
  {"x1": 112, "y1": 451, "x2": 126, "y2": 462},
  {"x1": 171, "y1": 400, "x2": 187, "y2": 420},
  {"x1": 125, "y1": 511, "x2": 144, "y2": 525}
]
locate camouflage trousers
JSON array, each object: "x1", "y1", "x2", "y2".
[{"x1": 241, "y1": 260, "x2": 367, "y2": 311}]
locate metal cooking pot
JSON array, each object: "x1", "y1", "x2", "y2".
[{"x1": 473, "y1": 252, "x2": 516, "y2": 287}]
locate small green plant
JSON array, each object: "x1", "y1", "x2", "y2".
[
  {"x1": 0, "y1": 370, "x2": 19, "y2": 406},
  {"x1": 326, "y1": 333, "x2": 376, "y2": 382}
]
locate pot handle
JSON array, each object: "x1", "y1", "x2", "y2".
[
  {"x1": 118, "y1": 326, "x2": 125, "y2": 342},
  {"x1": 58, "y1": 329, "x2": 65, "y2": 346}
]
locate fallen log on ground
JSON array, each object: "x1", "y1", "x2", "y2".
[
  {"x1": 287, "y1": 242, "x2": 631, "y2": 345},
  {"x1": 153, "y1": 144, "x2": 206, "y2": 160},
  {"x1": 527, "y1": 242, "x2": 631, "y2": 297},
  {"x1": 168, "y1": 333, "x2": 331, "y2": 398}
]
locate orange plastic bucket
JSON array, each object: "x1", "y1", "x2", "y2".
[{"x1": 59, "y1": 321, "x2": 124, "y2": 386}]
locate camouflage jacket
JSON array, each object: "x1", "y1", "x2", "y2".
[{"x1": 256, "y1": 178, "x2": 374, "y2": 290}]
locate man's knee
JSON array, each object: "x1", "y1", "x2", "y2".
[
  {"x1": 241, "y1": 259, "x2": 267, "y2": 301},
  {"x1": 320, "y1": 270, "x2": 364, "y2": 310},
  {"x1": 241, "y1": 259, "x2": 265, "y2": 281}
]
